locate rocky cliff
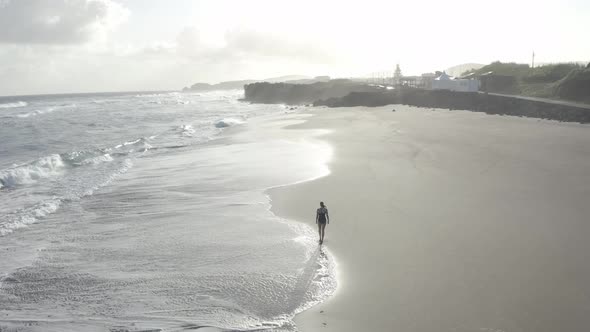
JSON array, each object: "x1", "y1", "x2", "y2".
[
  {"x1": 243, "y1": 80, "x2": 379, "y2": 105},
  {"x1": 243, "y1": 82, "x2": 590, "y2": 123}
]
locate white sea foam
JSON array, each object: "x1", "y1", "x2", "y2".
[
  {"x1": 80, "y1": 153, "x2": 114, "y2": 165},
  {"x1": 0, "y1": 154, "x2": 65, "y2": 189},
  {"x1": 116, "y1": 137, "x2": 152, "y2": 153},
  {"x1": 135, "y1": 92, "x2": 177, "y2": 98},
  {"x1": 135, "y1": 92, "x2": 189, "y2": 105},
  {"x1": 0, "y1": 198, "x2": 62, "y2": 236},
  {"x1": 123, "y1": 138, "x2": 141, "y2": 146},
  {"x1": 64, "y1": 150, "x2": 113, "y2": 166},
  {"x1": 15, "y1": 104, "x2": 75, "y2": 118},
  {"x1": 215, "y1": 117, "x2": 245, "y2": 128},
  {"x1": 91, "y1": 99, "x2": 118, "y2": 105},
  {"x1": 0, "y1": 157, "x2": 133, "y2": 236},
  {"x1": 0, "y1": 101, "x2": 27, "y2": 109},
  {"x1": 180, "y1": 124, "x2": 196, "y2": 136},
  {"x1": 17, "y1": 108, "x2": 55, "y2": 118},
  {"x1": 81, "y1": 158, "x2": 133, "y2": 197},
  {"x1": 147, "y1": 99, "x2": 189, "y2": 105},
  {"x1": 0, "y1": 91, "x2": 338, "y2": 332}
]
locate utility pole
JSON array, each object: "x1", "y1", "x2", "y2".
[
  {"x1": 532, "y1": 51, "x2": 535, "y2": 69},
  {"x1": 394, "y1": 64, "x2": 402, "y2": 86}
]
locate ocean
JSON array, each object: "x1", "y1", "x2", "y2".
[{"x1": 0, "y1": 91, "x2": 336, "y2": 331}]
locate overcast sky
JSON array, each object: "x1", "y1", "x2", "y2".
[{"x1": 0, "y1": 0, "x2": 588, "y2": 95}]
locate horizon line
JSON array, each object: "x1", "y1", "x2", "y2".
[{"x1": 0, "y1": 89, "x2": 178, "y2": 99}]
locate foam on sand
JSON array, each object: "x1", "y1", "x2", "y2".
[
  {"x1": 0, "y1": 91, "x2": 338, "y2": 331},
  {"x1": 270, "y1": 105, "x2": 590, "y2": 332},
  {"x1": 0, "y1": 198, "x2": 62, "y2": 236}
]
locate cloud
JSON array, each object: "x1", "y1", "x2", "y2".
[
  {"x1": 171, "y1": 26, "x2": 337, "y2": 65},
  {"x1": 223, "y1": 28, "x2": 335, "y2": 62},
  {"x1": 0, "y1": 0, "x2": 129, "y2": 44},
  {"x1": 176, "y1": 27, "x2": 203, "y2": 57}
]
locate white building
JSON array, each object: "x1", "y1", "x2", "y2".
[{"x1": 432, "y1": 72, "x2": 479, "y2": 92}]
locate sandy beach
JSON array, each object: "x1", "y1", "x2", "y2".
[{"x1": 269, "y1": 106, "x2": 590, "y2": 332}]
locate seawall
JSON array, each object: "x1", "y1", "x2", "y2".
[{"x1": 315, "y1": 89, "x2": 590, "y2": 123}]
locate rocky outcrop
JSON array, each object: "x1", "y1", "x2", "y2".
[
  {"x1": 183, "y1": 75, "x2": 314, "y2": 92},
  {"x1": 183, "y1": 80, "x2": 257, "y2": 92},
  {"x1": 243, "y1": 80, "x2": 379, "y2": 105},
  {"x1": 243, "y1": 81, "x2": 590, "y2": 123}
]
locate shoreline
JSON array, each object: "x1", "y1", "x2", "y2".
[
  {"x1": 0, "y1": 103, "x2": 337, "y2": 332},
  {"x1": 269, "y1": 105, "x2": 590, "y2": 332}
]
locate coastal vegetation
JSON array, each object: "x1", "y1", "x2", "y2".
[
  {"x1": 554, "y1": 67, "x2": 590, "y2": 102},
  {"x1": 463, "y1": 61, "x2": 589, "y2": 102}
]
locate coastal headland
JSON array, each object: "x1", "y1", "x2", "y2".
[
  {"x1": 244, "y1": 82, "x2": 590, "y2": 123},
  {"x1": 243, "y1": 80, "x2": 379, "y2": 105}
]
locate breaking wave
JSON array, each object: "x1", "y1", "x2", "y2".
[
  {"x1": 0, "y1": 154, "x2": 65, "y2": 189},
  {"x1": 215, "y1": 117, "x2": 245, "y2": 128},
  {"x1": 62, "y1": 150, "x2": 115, "y2": 166},
  {"x1": 0, "y1": 135, "x2": 152, "y2": 190},
  {"x1": 134, "y1": 92, "x2": 179, "y2": 98},
  {"x1": 113, "y1": 137, "x2": 153, "y2": 152},
  {"x1": 0, "y1": 157, "x2": 132, "y2": 236},
  {"x1": 0, "y1": 101, "x2": 27, "y2": 109},
  {"x1": 135, "y1": 92, "x2": 190, "y2": 105},
  {"x1": 15, "y1": 104, "x2": 75, "y2": 118},
  {"x1": 180, "y1": 124, "x2": 196, "y2": 136}
]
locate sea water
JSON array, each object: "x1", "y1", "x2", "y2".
[{"x1": 0, "y1": 91, "x2": 336, "y2": 331}]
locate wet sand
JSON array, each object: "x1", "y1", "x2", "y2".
[{"x1": 268, "y1": 106, "x2": 590, "y2": 332}]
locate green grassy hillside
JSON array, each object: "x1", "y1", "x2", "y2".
[
  {"x1": 554, "y1": 67, "x2": 590, "y2": 103},
  {"x1": 463, "y1": 61, "x2": 588, "y2": 101}
]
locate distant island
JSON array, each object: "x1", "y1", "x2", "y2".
[{"x1": 182, "y1": 75, "x2": 333, "y2": 92}]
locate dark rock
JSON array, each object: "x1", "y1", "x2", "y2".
[
  {"x1": 243, "y1": 81, "x2": 380, "y2": 105},
  {"x1": 244, "y1": 83, "x2": 590, "y2": 123},
  {"x1": 316, "y1": 89, "x2": 590, "y2": 123}
]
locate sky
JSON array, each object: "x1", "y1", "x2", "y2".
[{"x1": 0, "y1": 0, "x2": 589, "y2": 96}]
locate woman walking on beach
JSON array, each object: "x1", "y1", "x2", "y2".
[{"x1": 316, "y1": 202, "x2": 329, "y2": 244}]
